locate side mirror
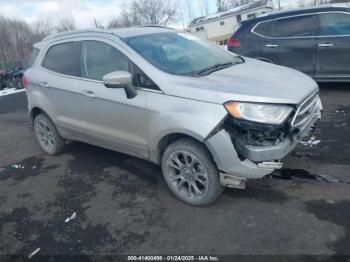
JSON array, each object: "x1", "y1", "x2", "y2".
[{"x1": 103, "y1": 71, "x2": 137, "y2": 99}]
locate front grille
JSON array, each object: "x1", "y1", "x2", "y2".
[{"x1": 291, "y1": 91, "x2": 319, "y2": 130}]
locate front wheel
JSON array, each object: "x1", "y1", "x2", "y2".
[{"x1": 161, "y1": 138, "x2": 224, "y2": 206}]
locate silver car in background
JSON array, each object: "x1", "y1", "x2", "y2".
[{"x1": 24, "y1": 27, "x2": 322, "y2": 206}]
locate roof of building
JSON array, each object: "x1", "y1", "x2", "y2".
[
  {"x1": 41, "y1": 26, "x2": 175, "y2": 42},
  {"x1": 190, "y1": 0, "x2": 272, "y2": 26}
]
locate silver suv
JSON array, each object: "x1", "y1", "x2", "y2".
[{"x1": 24, "y1": 27, "x2": 322, "y2": 206}]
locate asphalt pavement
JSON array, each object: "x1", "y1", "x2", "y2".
[{"x1": 0, "y1": 85, "x2": 349, "y2": 259}]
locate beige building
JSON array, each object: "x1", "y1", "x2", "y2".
[{"x1": 189, "y1": 0, "x2": 274, "y2": 45}]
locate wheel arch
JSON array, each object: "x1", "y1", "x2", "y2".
[
  {"x1": 153, "y1": 132, "x2": 217, "y2": 167},
  {"x1": 255, "y1": 57, "x2": 274, "y2": 63},
  {"x1": 29, "y1": 107, "x2": 54, "y2": 126}
]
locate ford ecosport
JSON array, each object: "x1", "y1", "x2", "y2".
[{"x1": 24, "y1": 27, "x2": 322, "y2": 206}]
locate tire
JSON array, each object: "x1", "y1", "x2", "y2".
[
  {"x1": 161, "y1": 138, "x2": 224, "y2": 206},
  {"x1": 34, "y1": 114, "x2": 65, "y2": 155}
]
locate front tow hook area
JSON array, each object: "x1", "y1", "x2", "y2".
[
  {"x1": 220, "y1": 173, "x2": 246, "y2": 189},
  {"x1": 258, "y1": 162, "x2": 283, "y2": 170}
]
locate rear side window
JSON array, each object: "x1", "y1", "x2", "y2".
[
  {"x1": 319, "y1": 13, "x2": 350, "y2": 36},
  {"x1": 80, "y1": 41, "x2": 130, "y2": 81},
  {"x1": 42, "y1": 42, "x2": 79, "y2": 76},
  {"x1": 254, "y1": 21, "x2": 274, "y2": 37},
  {"x1": 274, "y1": 15, "x2": 316, "y2": 37},
  {"x1": 25, "y1": 48, "x2": 39, "y2": 69}
]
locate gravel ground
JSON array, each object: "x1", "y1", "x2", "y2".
[{"x1": 0, "y1": 85, "x2": 349, "y2": 259}]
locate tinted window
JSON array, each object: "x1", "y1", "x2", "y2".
[
  {"x1": 274, "y1": 15, "x2": 316, "y2": 37},
  {"x1": 42, "y1": 42, "x2": 79, "y2": 76},
  {"x1": 80, "y1": 41, "x2": 129, "y2": 81},
  {"x1": 254, "y1": 21, "x2": 274, "y2": 37},
  {"x1": 319, "y1": 13, "x2": 350, "y2": 36},
  {"x1": 26, "y1": 48, "x2": 39, "y2": 69}
]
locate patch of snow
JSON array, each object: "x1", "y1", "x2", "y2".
[
  {"x1": 300, "y1": 136, "x2": 321, "y2": 147},
  {"x1": 28, "y1": 248, "x2": 41, "y2": 259},
  {"x1": 65, "y1": 212, "x2": 77, "y2": 223},
  {"x1": 12, "y1": 164, "x2": 24, "y2": 169},
  {"x1": 0, "y1": 88, "x2": 25, "y2": 97},
  {"x1": 316, "y1": 174, "x2": 339, "y2": 183}
]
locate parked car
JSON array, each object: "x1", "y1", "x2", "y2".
[
  {"x1": 227, "y1": 4, "x2": 350, "y2": 82},
  {"x1": 24, "y1": 27, "x2": 322, "y2": 205}
]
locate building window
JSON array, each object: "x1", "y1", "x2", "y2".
[
  {"x1": 196, "y1": 26, "x2": 204, "y2": 32},
  {"x1": 220, "y1": 21, "x2": 225, "y2": 26},
  {"x1": 237, "y1": 15, "x2": 242, "y2": 23}
]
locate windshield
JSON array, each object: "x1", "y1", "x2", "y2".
[{"x1": 123, "y1": 32, "x2": 243, "y2": 76}]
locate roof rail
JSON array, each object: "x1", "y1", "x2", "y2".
[
  {"x1": 137, "y1": 25, "x2": 175, "y2": 30},
  {"x1": 42, "y1": 29, "x2": 111, "y2": 41}
]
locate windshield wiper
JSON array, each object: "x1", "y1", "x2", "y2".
[{"x1": 189, "y1": 61, "x2": 243, "y2": 77}]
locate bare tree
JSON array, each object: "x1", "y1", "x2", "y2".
[
  {"x1": 108, "y1": 0, "x2": 177, "y2": 29},
  {"x1": 178, "y1": 0, "x2": 194, "y2": 28},
  {"x1": 134, "y1": 0, "x2": 177, "y2": 26},
  {"x1": 108, "y1": 2, "x2": 142, "y2": 29},
  {"x1": 31, "y1": 19, "x2": 54, "y2": 42},
  {"x1": 226, "y1": 0, "x2": 255, "y2": 8},
  {"x1": 55, "y1": 17, "x2": 76, "y2": 33},
  {"x1": 0, "y1": 15, "x2": 76, "y2": 63},
  {"x1": 216, "y1": 0, "x2": 229, "y2": 12},
  {"x1": 0, "y1": 16, "x2": 33, "y2": 61}
]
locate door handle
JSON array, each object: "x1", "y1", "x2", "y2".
[
  {"x1": 38, "y1": 81, "x2": 50, "y2": 88},
  {"x1": 318, "y1": 43, "x2": 334, "y2": 47},
  {"x1": 265, "y1": 44, "x2": 279, "y2": 48},
  {"x1": 82, "y1": 90, "x2": 96, "y2": 98}
]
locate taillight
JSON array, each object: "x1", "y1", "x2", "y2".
[
  {"x1": 22, "y1": 76, "x2": 29, "y2": 88},
  {"x1": 227, "y1": 38, "x2": 241, "y2": 48}
]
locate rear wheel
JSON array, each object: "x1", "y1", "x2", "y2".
[
  {"x1": 161, "y1": 138, "x2": 224, "y2": 206},
  {"x1": 34, "y1": 114, "x2": 65, "y2": 155}
]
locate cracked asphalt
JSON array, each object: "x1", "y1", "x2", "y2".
[{"x1": 0, "y1": 85, "x2": 349, "y2": 258}]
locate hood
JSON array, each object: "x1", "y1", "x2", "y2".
[{"x1": 161, "y1": 58, "x2": 318, "y2": 105}]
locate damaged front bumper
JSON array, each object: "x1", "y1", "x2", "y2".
[{"x1": 205, "y1": 92, "x2": 322, "y2": 183}]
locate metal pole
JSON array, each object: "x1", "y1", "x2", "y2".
[{"x1": 278, "y1": 0, "x2": 281, "y2": 10}]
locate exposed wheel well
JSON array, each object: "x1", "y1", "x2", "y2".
[
  {"x1": 30, "y1": 107, "x2": 43, "y2": 124},
  {"x1": 157, "y1": 133, "x2": 215, "y2": 165}
]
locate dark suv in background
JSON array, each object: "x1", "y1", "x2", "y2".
[{"x1": 228, "y1": 5, "x2": 350, "y2": 82}]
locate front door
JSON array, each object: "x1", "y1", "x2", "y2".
[
  {"x1": 263, "y1": 14, "x2": 317, "y2": 76},
  {"x1": 74, "y1": 39, "x2": 149, "y2": 159},
  {"x1": 316, "y1": 12, "x2": 350, "y2": 79}
]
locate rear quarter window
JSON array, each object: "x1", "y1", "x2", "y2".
[
  {"x1": 25, "y1": 48, "x2": 40, "y2": 69},
  {"x1": 42, "y1": 42, "x2": 80, "y2": 76}
]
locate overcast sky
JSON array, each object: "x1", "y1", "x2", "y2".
[{"x1": 0, "y1": 0, "x2": 309, "y2": 28}]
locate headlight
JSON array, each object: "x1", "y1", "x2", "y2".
[{"x1": 224, "y1": 102, "x2": 293, "y2": 125}]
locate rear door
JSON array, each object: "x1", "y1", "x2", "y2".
[
  {"x1": 262, "y1": 14, "x2": 317, "y2": 76},
  {"x1": 316, "y1": 12, "x2": 350, "y2": 79},
  {"x1": 39, "y1": 41, "x2": 82, "y2": 136}
]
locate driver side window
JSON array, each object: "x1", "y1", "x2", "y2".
[{"x1": 80, "y1": 41, "x2": 130, "y2": 81}]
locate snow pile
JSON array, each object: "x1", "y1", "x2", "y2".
[
  {"x1": 0, "y1": 88, "x2": 25, "y2": 97},
  {"x1": 300, "y1": 136, "x2": 321, "y2": 147}
]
